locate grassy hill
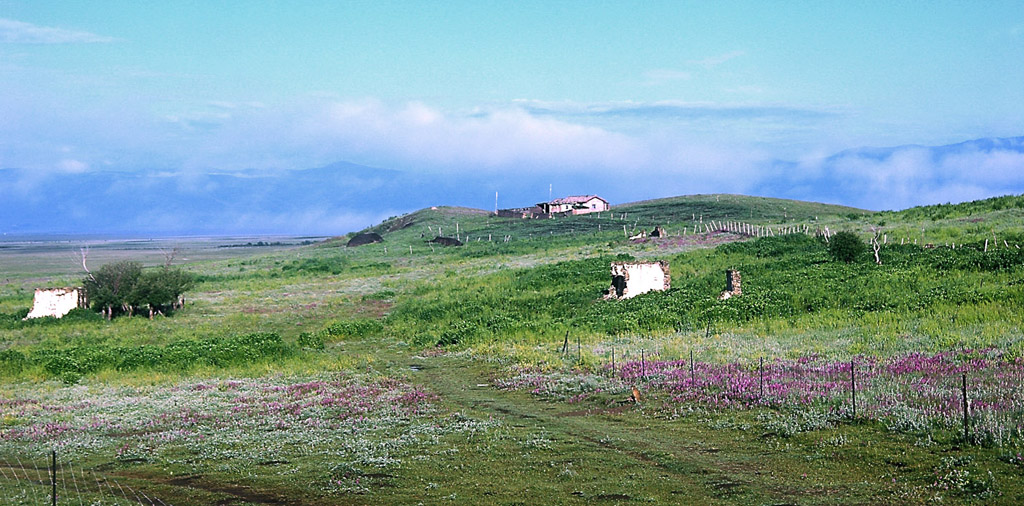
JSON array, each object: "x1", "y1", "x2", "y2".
[
  {"x1": 2, "y1": 192, "x2": 1024, "y2": 504},
  {"x1": 614, "y1": 193, "x2": 870, "y2": 222},
  {"x1": 341, "y1": 193, "x2": 1021, "y2": 257}
]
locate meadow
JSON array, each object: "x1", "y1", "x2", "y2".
[{"x1": 2, "y1": 194, "x2": 1024, "y2": 504}]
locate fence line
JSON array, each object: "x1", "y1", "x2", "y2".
[
  {"x1": 414, "y1": 217, "x2": 1020, "y2": 253},
  {"x1": 595, "y1": 345, "x2": 1023, "y2": 445},
  {"x1": 0, "y1": 451, "x2": 171, "y2": 505}
]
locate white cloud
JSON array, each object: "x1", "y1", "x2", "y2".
[
  {"x1": 183, "y1": 99, "x2": 648, "y2": 174},
  {"x1": 817, "y1": 144, "x2": 1024, "y2": 209},
  {"x1": 57, "y1": 159, "x2": 88, "y2": 173},
  {"x1": 937, "y1": 149, "x2": 1024, "y2": 185},
  {"x1": 688, "y1": 50, "x2": 746, "y2": 68},
  {"x1": 0, "y1": 18, "x2": 114, "y2": 44},
  {"x1": 643, "y1": 69, "x2": 692, "y2": 85}
]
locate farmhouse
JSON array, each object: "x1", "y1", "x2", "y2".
[
  {"x1": 604, "y1": 261, "x2": 671, "y2": 300},
  {"x1": 537, "y1": 195, "x2": 610, "y2": 215},
  {"x1": 24, "y1": 287, "x2": 88, "y2": 319}
]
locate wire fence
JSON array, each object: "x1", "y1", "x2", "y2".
[
  {"x1": 550, "y1": 345, "x2": 1024, "y2": 446},
  {"x1": 0, "y1": 451, "x2": 171, "y2": 505}
]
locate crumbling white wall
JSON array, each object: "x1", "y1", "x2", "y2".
[
  {"x1": 605, "y1": 261, "x2": 671, "y2": 299},
  {"x1": 25, "y1": 287, "x2": 87, "y2": 319}
]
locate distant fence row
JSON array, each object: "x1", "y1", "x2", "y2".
[
  {"x1": 558, "y1": 344, "x2": 1024, "y2": 446},
  {"x1": 412, "y1": 216, "x2": 1023, "y2": 251}
]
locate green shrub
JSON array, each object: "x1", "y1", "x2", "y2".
[
  {"x1": 43, "y1": 356, "x2": 84, "y2": 384},
  {"x1": 323, "y1": 319, "x2": 385, "y2": 340},
  {"x1": 363, "y1": 290, "x2": 396, "y2": 301},
  {"x1": 828, "y1": 231, "x2": 866, "y2": 263},
  {"x1": 298, "y1": 331, "x2": 326, "y2": 350},
  {"x1": 116, "y1": 345, "x2": 163, "y2": 371},
  {"x1": 0, "y1": 349, "x2": 26, "y2": 374}
]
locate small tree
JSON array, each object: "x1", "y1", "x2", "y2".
[
  {"x1": 83, "y1": 262, "x2": 193, "y2": 319},
  {"x1": 84, "y1": 260, "x2": 142, "y2": 319},
  {"x1": 139, "y1": 267, "x2": 194, "y2": 317},
  {"x1": 827, "y1": 231, "x2": 866, "y2": 263}
]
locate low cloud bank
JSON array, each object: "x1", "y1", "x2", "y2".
[
  {"x1": 2, "y1": 97, "x2": 1022, "y2": 234},
  {"x1": 782, "y1": 138, "x2": 1024, "y2": 210}
]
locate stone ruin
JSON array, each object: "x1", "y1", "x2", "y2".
[
  {"x1": 24, "y1": 287, "x2": 88, "y2": 320},
  {"x1": 604, "y1": 260, "x2": 671, "y2": 300},
  {"x1": 718, "y1": 270, "x2": 742, "y2": 300},
  {"x1": 428, "y1": 236, "x2": 463, "y2": 247},
  {"x1": 347, "y1": 232, "x2": 383, "y2": 247}
]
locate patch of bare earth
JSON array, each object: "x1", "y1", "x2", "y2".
[{"x1": 632, "y1": 230, "x2": 748, "y2": 252}]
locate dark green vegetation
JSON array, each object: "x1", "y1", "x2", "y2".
[
  {"x1": 827, "y1": 230, "x2": 867, "y2": 262},
  {"x1": 84, "y1": 261, "x2": 194, "y2": 318},
  {"x1": 2, "y1": 193, "x2": 1024, "y2": 504},
  {"x1": 1, "y1": 331, "x2": 287, "y2": 384}
]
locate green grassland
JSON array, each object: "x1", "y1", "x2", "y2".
[{"x1": 2, "y1": 193, "x2": 1024, "y2": 504}]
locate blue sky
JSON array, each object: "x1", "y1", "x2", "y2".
[{"x1": 2, "y1": 1, "x2": 1024, "y2": 233}]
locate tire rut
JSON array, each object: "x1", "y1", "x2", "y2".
[{"x1": 409, "y1": 357, "x2": 736, "y2": 502}]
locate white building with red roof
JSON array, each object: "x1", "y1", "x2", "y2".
[{"x1": 537, "y1": 195, "x2": 610, "y2": 215}]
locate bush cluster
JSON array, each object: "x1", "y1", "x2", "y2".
[
  {"x1": 827, "y1": 231, "x2": 867, "y2": 263},
  {"x1": 84, "y1": 261, "x2": 194, "y2": 318}
]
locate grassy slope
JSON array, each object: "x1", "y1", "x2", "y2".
[
  {"x1": 614, "y1": 193, "x2": 870, "y2": 223},
  {"x1": 2, "y1": 193, "x2": 1024, "y2": 504}
]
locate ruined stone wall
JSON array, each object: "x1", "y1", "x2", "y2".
[
  {"x1": 605, "y1": 261, "x2": 671, "y2": 299},
  {"x1": 25, "y1": 287, "x2": 87, "y2": 319},
  {"x1": 719, "y1": 270, "x2": 742, "y2": 300},
  {"x1": 726, "y1": 270, "x2": 741, "y2": 295}
]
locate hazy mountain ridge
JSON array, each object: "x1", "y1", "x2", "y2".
[{"x1": 2, "y1": 136, "x2": 1023, "y2": 235}]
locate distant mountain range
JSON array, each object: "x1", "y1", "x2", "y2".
[
  {"x1": 2, "y1": 136, "x2": 1022, "y2": 236},
  {"x1": 0, "y1": 161, "x2": 585, "y2": 236}
]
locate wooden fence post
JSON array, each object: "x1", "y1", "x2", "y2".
[
  {"x1": 690, "y1": 349, "x2": 695, "y2": 386},
  {"x1": 51, "y1": 450, "x2": 57, "y2": 506},
  {"x1": 962, "y1": 373, "x2": 970, "y2": 444},
  {"x1": 759, "y1": 357, "x2": 764, "y2": 400},
  {"x1": 850, "y1": 359, "x2": 857, "y2": 419}
]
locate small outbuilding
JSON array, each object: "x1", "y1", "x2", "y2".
[
  {"x1": 604, "y1": 261, "x2": 671, "y2": 300},
  {"x1": 25, "y1": 287, "x2": 88, "y2": 319}
]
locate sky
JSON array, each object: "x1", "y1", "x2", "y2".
[{"x1": 2, "y1": 1, "x2": 1024, "y2": 234}]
